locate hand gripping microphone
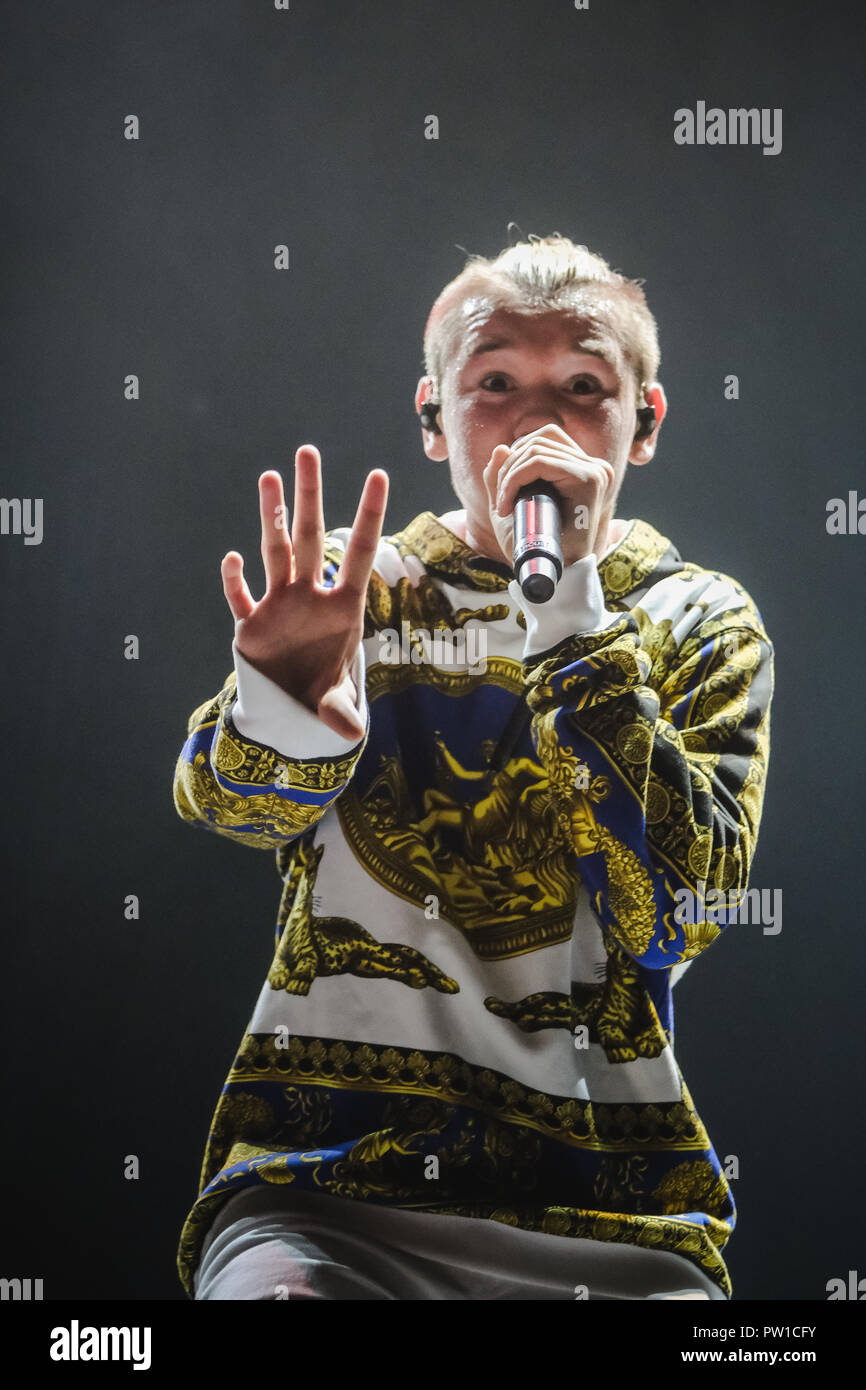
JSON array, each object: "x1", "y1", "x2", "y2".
[
  {"x1": 510, "y1": 398, "x2": 659, "y2": 603},
  {"x1": 513, "y1": 481, "x2": 563, "y2": 604}
]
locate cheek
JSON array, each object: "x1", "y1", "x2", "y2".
[
  {"x1": 447, "y1": 397, "x2": 475, "y2": 434},
  {"x1": 451, "y1": 402, "x2": 497, "y2": 453},
  {"x1": 595, "y1": 398, "x2": 622, "y2": 433},
  {"x1": 593, "y1": 401, "x2": 632, "y2": 456}
]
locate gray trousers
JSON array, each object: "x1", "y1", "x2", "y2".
[{"x1": 193, "y1": 1186, "x2": 722, "y2": 1301}]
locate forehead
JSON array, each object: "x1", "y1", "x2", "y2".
[{"x1": 449, "y1": 295, "x2": 627, "y2": 376}]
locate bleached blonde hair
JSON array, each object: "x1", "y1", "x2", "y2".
[{"x1": 422, "y1": 233, "x2": 660, "y2": 402}]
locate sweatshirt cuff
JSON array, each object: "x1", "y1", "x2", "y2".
[
  {"x1": 230, "y1": 640, "x2": 368, "y2": 758},
  {"x1": 508, "y1": 553, "x2": 620, "y2": 660}
]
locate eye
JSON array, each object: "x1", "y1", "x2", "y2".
[{"x1": 478, "y1": 372, "x2": 604, "y2": 395}]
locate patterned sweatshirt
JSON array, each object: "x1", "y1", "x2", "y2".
[{"x1": 173, "y1": 511, "x2": 774, "y2": 1299}]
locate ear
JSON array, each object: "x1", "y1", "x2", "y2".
[
  {"x1": 415, "y1": 375, "x2": 449, "y2": 461},
  {"x1": 628, "y1": 382, "x2": 667, "y2": 465}
]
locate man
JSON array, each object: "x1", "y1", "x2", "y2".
[{"x1": 174, "y1": 234, "x2": 774, "y2": 1300}]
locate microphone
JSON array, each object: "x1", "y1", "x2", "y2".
[{"x1": 513, "y1": 481, "x2": 563, "y2": 603}]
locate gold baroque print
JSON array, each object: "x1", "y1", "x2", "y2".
[
  {"x1": 199, "y1": 1090, "x2": 276, "y2": 1181},
  {"x1": 524, "y1": 623, "x2": 646, "y2": 713},
  {"x1": 675, "y1": 919, "x2": 722, "y2": 961},
  {"x1": 313, "y1": 1098, "x2": 480, "y2": 1202},
  {"x1": 268, "y1": 842, "x2": 459, "y2": 996},
  {"x1": 616, "y1": 721, "x2": 654, "y2": 765},
  {"x1": 651, "y1": 1159, "x2": 730, "y2": 1220},
  {"x1": 177, "y1": 1193, "x2": 235, "y2": 1296},
  {"x1": 363, "y1": 569, "x2": 459, "y2": 635},
  {"x1": 530, "y1": 710, "x2": 612, "y2": 826},
  {"x1": 199, "y1": 1084, "x2": 334, "y2": 1185},
  {"x1": 596, "y1": 520, "x2": 673, "y2": 601},
  {"x1": 687, "y1": 834, "x2": 713, "y2": 881},
  {"x1": 484, "y1": 991, "x2": 574, "y2": 1032},
  {"x1": 388, "y1": 513, "x2": 514, "y2": 593},
  {"x1": 661, "y1": 628, "x2": 766, "y2": 735},
  {"x1": 485, "y1": 932, "x2": 668, "y2": 1064},
  {"x1": 593, "y1": 1155, "x2": 650, "y2": 1208},
  {"x1": 378, "y1": 514, "x2": 673, "y2": 606},
  {"x1": 626, "y1": 609, "x2": 681, "y2": 684},
  {"x1": 547, "y1": 701, "x2": 657, "y2": 806},
  {"x1": 331, "y1": 514, "x2": 680, "y2": 613},
  {"x1": 560, "y1": 641, "x2": 652, "y2": 708},
  {"x1": 219, "y1": 1143, "x2": 297, "y2": 1184},
  {"x1": 645, "y1": 775, "x2": 671, "y2": 826},
  {"x1": 216, "y1": 712, "x2": 361, "y2": 791},
  {"x1": 189, "y1": 674, "x2": 343, "y2": 784},
  {"x1": 673, "y1": 584, "x2": 768, "y2": 657},
  {"x1": 175, "y1": 750, "x2": 337, "y2": 843},
  {"x1": 578, "y1": 932, "x2": 669, "y2": 1062},
  {"x1": 478, "y1": 1118, "x2": 542, "y2": 1194},
  {"x1": 365, "y1": 657, "x2": 523, "y2": 703},
  {"x1": 363, "y1": 564, "x2": 512, "y2": 638},
  {"x1": 371, "y1": 515, "x2": 676, "y2": 608},
  {"x1": 303, "y1": 1110, "x2": 541, "y2": 1206},
  {"x1": 542, "y1": 692, "x2": 756, "y2": 897},
  {"x1": 182, "y1": 673, "x2": 235, "y2": 737},
  {"x1": 336, "y1": 732, "x2": 581, "y2": 960},
  {"x1": 336, "y1": 708, "x2": 663, "y2": 965},
  {"x1": 378, "y1": 1097, "x2": 493, "y2": 1193},
  {"x1": 590, "y1": 825, "x2": 658, "y2": 959},
  {"x1": 317, "y1": 1121, "x2": 442, "y2": 1201},
  {"x1": 227, "y1": 1032, "x2": 711, "y2": 1152}
]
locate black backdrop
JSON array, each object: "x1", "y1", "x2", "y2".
[{"x1": 2, "y1": 0, "x2": 863, "y2": 1300}]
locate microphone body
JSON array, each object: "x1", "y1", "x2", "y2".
[{"x1": 513, "y1": 481, "x2": 563, "y2": 603}]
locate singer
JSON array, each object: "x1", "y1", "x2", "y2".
[{"x1": 174, "y1": 234, "x2": 774, "y2": 1300}]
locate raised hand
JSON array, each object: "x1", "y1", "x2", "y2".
[{"x1": 220, "y1": 446, "x2": 388, "y2": 742}]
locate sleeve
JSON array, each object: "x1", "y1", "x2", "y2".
[
  {"x1": 508, "y1": 554, "x2": 774, "y2": 970},
  {"x1": 173, "y1": 534, "x2": 369, "y2": 849}
]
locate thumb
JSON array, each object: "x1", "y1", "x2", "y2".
[
  {"x1": 483, "y1": 444, "x2": 511, "y2": 507},
  {"x1": 317, "y1": 676, "x2": 365, "y2": 743}
]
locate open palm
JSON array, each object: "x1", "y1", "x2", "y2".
[{"x1": 221, "y1": 447, "x2": 389, "y2": 742}]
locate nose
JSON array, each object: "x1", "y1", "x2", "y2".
[
  {"x1": 511, "y1": 388, "x2": 567, "y2": 442},
  {"x1": 512, "y1": 411, "x2": 566, "y2": 444}
]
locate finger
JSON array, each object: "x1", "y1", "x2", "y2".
[
  {"x1": 317, "y1": 682, "x2": 366, "y2": 743},
  {"x1": 291, "y1": 445, "x2": 326, "y2": 584},
  {"x1": 510, "y1": 422, "x2": 576, "y2": 451},
  {"x1": 497, "y1": 454, "x2": 613, "y2": 517},
  {"x1": 508, "y1": 433, "x2": 589, "y2": 461},
  {"x1": 497, "y1": 457, "x2": 611, "y2": 516},
  {"x1": 484, "y1": 438, "x2": 587, "y2": 512},
  {"x1": 335, "y1": 469, "x2": 389, "y2": 599},
  {"x1": 221, "y1": 551, "x2": 256, "y2": 620},
  {"x1": 495, "y1": 433, "x2": 612, "y2": 491},
  {"x1": 482, "y1": 445, "x2": 511, "y2": 509},
  {"x1": 259, "y1": 470, "x2": 293, "y2": 590}
]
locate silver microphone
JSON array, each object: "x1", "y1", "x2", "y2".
[{"x1": 513, "y1": 481, "x2": 563, "y2": 603}]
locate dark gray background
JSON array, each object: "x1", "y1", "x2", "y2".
[{"x1": 2, "y1": 0, "x2": 862, "y2": 1300}]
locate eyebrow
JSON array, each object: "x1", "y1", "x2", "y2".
[{"x1": 466, "y1": 336, "x2": 618, "y2": 366}]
